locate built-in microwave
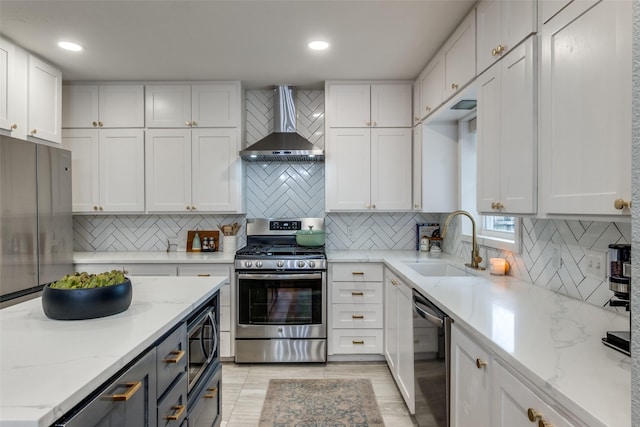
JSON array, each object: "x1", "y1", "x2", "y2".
[{"x1": 186, "y1": 294, "x2": 219, "y2": 394}]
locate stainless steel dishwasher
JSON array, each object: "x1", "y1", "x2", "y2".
[{"x1": 413, "y1": 289, "x2": 451, "y2": 427}]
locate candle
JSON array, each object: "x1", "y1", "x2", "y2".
[{"x1": 489, "y1": 258, "x2": 508, "y2": 275}]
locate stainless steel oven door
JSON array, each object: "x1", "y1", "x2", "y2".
[
  {"x1": 236, "y1": 272, "x2": 326, "y2": 339},
  {"x1": 187, "y1": 307, "x2": 218, "y2": 393}
]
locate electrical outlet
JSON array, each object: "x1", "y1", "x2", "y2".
[
  {"x1": 585, "y1": 249, "x2": 607, "y2": 281},
  {"x1": 551, "y1": 243, "x2": 562, "y2": 270}
]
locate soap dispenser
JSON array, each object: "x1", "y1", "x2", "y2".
[{"x1": 192, "y1": 231, "x2": 202, "y2": 252}]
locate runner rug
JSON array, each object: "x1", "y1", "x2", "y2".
[{"x1": 258, "y1": 378, "x2": 385, "y2": 427}]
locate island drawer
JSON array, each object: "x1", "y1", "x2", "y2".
[
  {"x1": 157, "y1": 372, "x2": 187, "y2": 427},
  {"x1": 157, "y1": 322, "x2": 187, "y2": 398}
]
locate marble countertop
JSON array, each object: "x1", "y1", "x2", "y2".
[
  {"x1": 328, "y1": 250, "x2": 630, "y2": 427},
  {"x1": 73, "y1": 251, "x2": 236, "y2": 264},
  {"x1": 0, "y1": 276, "x2": 227, "y2": 427}
]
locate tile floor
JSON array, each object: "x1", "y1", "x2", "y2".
[{"x1": 221, "y1": 361, "x2": 417, "y2": 426}]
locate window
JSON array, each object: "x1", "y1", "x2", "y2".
[{"x1": 458, "y1": 114, "x2": 521, "y2": 253}]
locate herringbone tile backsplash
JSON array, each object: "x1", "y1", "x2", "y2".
[{"x1": 72, "y1": 88, "x2": 631, "y2": 310}]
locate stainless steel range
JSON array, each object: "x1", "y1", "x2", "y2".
[{"x1": 235, "y1": 218, "x2": 327, "y2": 363}]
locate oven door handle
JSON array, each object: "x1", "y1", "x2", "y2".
[
  {"x1": 238, "y1": 273, "x2": 323, "y2": 280},
  {"x1": 206, "y1": 311, "x2": 218, "y2": 363}
]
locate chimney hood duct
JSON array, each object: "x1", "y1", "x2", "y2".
[{"x1": 240, "y1": 85, "x2": 324, "y2": 162}]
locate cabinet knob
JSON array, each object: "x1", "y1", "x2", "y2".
[
  {"x1": 93, "y1": 206, "x2": 98, "y2": 211},
  {"x1": 372, "y1": 204, "x2": 376, "y2": 209},
  {"x1": 10, "y1": 123, "x2": 17, "y2": 130},
  {"x1": 414, "y1": 204, "x2": 420, "y2": 209},
  {"x1": 372, "y1": 121, "x2": 377, "y2": 127},
  {"x1": 451, "y1": 83, "x2": 459, "y2": 90},
  {"x1": 31, "y1": 129, "x2": 37, "y2": 135},
  {"x1": 92, "y1": 121, "x2": 98, "y2": 127},
  {"x1": 191, "y1": 206, "x2": 196, "y2": 210},
  {"x1": 527, "y1": 408, "x2": 543, "y2": 422},
  {"x1": 539, "y1": 421, "x2": 553, "y2": 427},
  {"x1": 185, "y1": 121, "x2": 192, "y2": 127},
  {"x1": 414, "y1": 116, "x2": 420, "y2": 122},
  {"x1": 614, "y1": 198, "x2": 631, "y2": 210},
  {"x1": 492, "y1": 44, "x2": 506, "y2": 56},
  {"x1": 425, "y1": 106, "x2": 431, "y2": 113},
  {"x1": 191, "y1": 120, "x2": 197, "y2": 127},
  {"x1": 99, "y1": 206, "x2": 103, "y2": 211},
  {"x1": 98, "y1": 121, "x2": 103, "y2": 128},
  {"x1": 475, "y1": 358, "x2": 487, "y2": 369},
  {"x1": 365, "y1": 120, "x2": 371, "y2": 126},
  {"x1": 186, "y1": 206, "x2": 191, "y2": 210},
  {"x1": 491, "y1": 202, "x2": 504, "y2": 210}
]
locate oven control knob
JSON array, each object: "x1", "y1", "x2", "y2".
[
  {"x1": 277, "y1": 260, "x2": 284, "y2": 268},
  {"x1": 256, "y1": 261, "x2": 263, "y2": 268},
  {"x1": 309, "y1": 261, "x2": 316, "y2": 268},
  {"x1": 244, "y1": 260, "x2": 253, "y2": 268},
  {"x1": 297, "y1": 260, "x2": 306, "y2": 268}
]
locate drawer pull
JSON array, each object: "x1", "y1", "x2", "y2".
[
  {"x1": 352, "y1": 314, "x2": 364, "y2": 319},
  {"x1": 197, "y1": 273, "x2": 211, "y2": 277},
  {"x1": 165, "y1": 404, "x2": 185, "y2": 421},
  {"x1": 110, "y1": 381, "x2": 142, "y2": 401},
  {"x1": 164, "y1": 349, "x2": 185, "y2": 364},
  {"x1": 204, "y1": 387, "x2": 218, "y2": 398},
  {"x1": 476, "y1": 358, "x2": 487, "y2": 369},
  {"x1": 351, "y1": 291, "x2": 364, "y2": 296},
  {"x1": 352, "y1": 340, "x2": 365, "y2": 345},
  {"x1": 352, "y1": 272, "x2": 365, "y2": 275}
]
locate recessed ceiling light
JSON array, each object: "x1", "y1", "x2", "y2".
[
  {"x1": 308, "y1": 40, "x2": 329, "y2": 51},
  {"x1": 58, "y1": 41, "x2": 83, "y2": 52}
]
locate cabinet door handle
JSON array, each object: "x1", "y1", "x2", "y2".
[
  {"x1": 352, "y1": 314, "x2": 364, "y2": 319},
  {"x1": 110, "y1": 381, "x2": 142, "y2": 401},
  {"x1": 204, "y1": 387, "x2": 218, "y2": 398},
  {"x1": 351, "y1": 291, "x2": 364, "y2": 296},
  {"x1": 475, "y1": 358, "x2": 487, "y2": 369},
  {"x1": 527, "y1": 408, "x2": 543, "y2": 422},
  {"x1": 163, "y1": 349, "x2": 185, "y2": 364},
  {"x1": 425, "y1": 106, "x2": 431, "y2": 113},
  {"x1": 352, "y1": 340, "x2": 365, "y2": 344},
  {"x1": 351, "y1": 272, "x2": 364, "y2": 275},
  {"x1": 614, "y1": 198, "x2": 631, "y2": 210},
  {"x1": 451, "y1": 83, "x2": 459, "y2": 90},
  {"x1": 10, "y1": 123, "x2": 17, "y2": 130},
  {"x1": 191, "y1": 121, "x2": 198, "y2": 127},
  {"x1": 164, "y1": 404, "x2": 185, "y2": 421},
  {"x1": 31, "y1": 129, "x2": 37, "y2": 135},
  {"x1": 197, "y1": 273, "x2": 211, "y2": 277},
  {"x1": 92, "y1": 121, "x2": 98, "y2": 127},
  {"x1": 186, "y1": 206, "x2": 191, "y2": 210}
]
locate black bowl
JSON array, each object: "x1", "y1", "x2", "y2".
[{"x1": 42, "y1": 279, "x2": 132, "y2": 320}]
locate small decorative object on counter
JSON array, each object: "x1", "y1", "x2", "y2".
[
  {"x1": 489, "y1": 258, "x2": 509, "y2": 275},
  {"x1": 416, "y1": 223, "x2": 440, "y2": 251},
  {"x1": 192, "y1": 231, "x2": 202, "y2": 252},
  {"x1": 420, "y1": 235, "x2": 429, "y2": 252}
]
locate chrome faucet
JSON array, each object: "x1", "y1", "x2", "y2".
[{"x1": 441, "y1": 210, "x2": 485, "y2": 270}]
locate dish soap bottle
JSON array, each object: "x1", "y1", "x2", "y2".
[{"x1": 192, "y1": 231, "x2": 202, "y2": 252}]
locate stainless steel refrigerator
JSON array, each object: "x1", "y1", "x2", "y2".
[{"x1": 0, "y1": 135, "x2": 73, "y2": 307}]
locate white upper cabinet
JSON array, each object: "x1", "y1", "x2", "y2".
[
  {"x1": 27, "y1": 55, "x2": 62, "y2": 143},
  {"x1": 327, "y1": 83, "x2": 412, "y2": 128},
  {"x1": 0, "y1": 38, "x2": 27, "y2": 138},
  {"x1": 62, "y1": 129, "x2": 145, "y2": 213},
  {"x1": 476, "y1": 0, "x2": 537, "y2": 75},
  {"x1": 62, "y1": 84, "x2": 145, "y2": 128},
  {"x1": 145, "y1": 83, "x2": 239, "y2": 128},
  {"x1": 539, "y1": 0, "x2": 631, "y2": 216},
  {"x1": 417, "y1": 55, "x2": 444, "y2": 120},
  {"x1": 325, "y1": 127, "x2": 412, "y2": 211},
  {"x1": 443, "y1": 10, "x2": 476, "y2": 100},
  {"x1": 145, "y1": 128, "x2": 243, "y2": 213},
  {"x1": 477, "y1": 37, "x2": 536, "y2": 215}
]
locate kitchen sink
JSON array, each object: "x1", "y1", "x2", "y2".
[{"x1": 403, "y1": 262, "x2": 471, "y2": 277}]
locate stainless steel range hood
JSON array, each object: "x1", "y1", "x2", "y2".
[{"x1": 240, "y1": 85, "x2": 324, "y2": 162}]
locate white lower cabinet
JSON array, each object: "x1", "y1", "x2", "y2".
[
  {"x1": 452, "y1": 324, "x2": 585, "y2": 426},
  {"x1": 329, "y1": 263, "x2": 383, "y2": 355},
  {"x1": 383, "y1": 268, "x2": 415, "y2": 413},
  {"x1": 450, "y1": 323, "x2": 491, "y2": 427}
]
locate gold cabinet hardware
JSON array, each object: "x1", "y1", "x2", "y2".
[
  {"x1": 366, "y1": 120, "x2": 371, "y2": 126},
  {"x1": 414, "y1": 203, "x2": 420, "y2": 209},
  {"x1": 451, "y1": 83, "x2": 459, "y2": 90},
  {"x1": 351, "y1": 291, "x2": 364, "y2": 296},
  {"x1": 92, "y1": 121, "x2": 98, "y2": 127},
  {"x1": 191, "y1": 121, "x2": 197, "y2": 127},
  {"x1": 99, "y1": 206, "x2": 103, "y2": 211},
  {"x1": 186, "y1": 206, "x2": 191, "y2": 210},
  {"x1": 414, "y1": 116, "x2": 420, "y2": 122},
  {"x1": 352, "y1": 314, "x2": 364, "y2": 319},
  {"x1": 352, "y1": 340, "x2": 365, "y2": 344},
  {"x1": 93, "y1": 206, "x2": 98, "y2": 211},
  {"x1": 164, "y1": 404, "x2": 185, "y2": 421},
  {"x1": 10, "y1": 123, "x2": 17, "y2": 130},
  {"x1": 185, "y1": 121, "x2": 191, "y2": 127},
  {"x1": 98, "y1": 121, "x2": 103, "y2": 127},
  {"x1": 372, "y1": 204, "x2": 376, "y2": 209},
  {"x1": 425, "y1": 106, "x2": 431, "y2": 113},
  {"x1": 614, "y1": 198, "x2": 631, "y2": 210},
  {"x1": 352, "y1": 272, "x2": 364, "y2": 275},
  {"x1": 197, "y1": 273, "x2": 211, "y2": 277},
  {"x1": 475, "y1": 358, "x2": 487, "y2": 369},
  {"x1": 204, "y1": 387, "x2": 218, "y2": 398},
  {"x1": 527, "y1": 408, "x2": 543, "y2": 422},
  {"x1": 491, "y1": 202, "x2": 504, "y2": 210},
  {"x1": 191, "y1": 206, "x2": 196, "y2": 210},
  {"x1": 372, "y1": 121, "x2": 377, "y2": 126},
  {"x1": 539, "y1": 420, "x2": 553, "y2": 427},
  {"x1": 391, "y1": 279, "x2": 398, "y2": 286},
  {"x1": 163, "y1": 349, "x2": 185, "y2": 364},
  {"x1": 122, "y1": 270, "x2": 129, "y2": 274},
  {"x1": 31, "y1": 129, "x2": 37, "y2": 135},
  {"x1": 110, "y1": 381, "x2": 142, "y2": 401},
  {"x1": 492, "y1": 44, "x2": 506, "y2": 56}
]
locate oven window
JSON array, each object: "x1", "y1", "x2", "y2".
[{"x1": 238, "y1": 276, "x2": 322, "y2": 325}]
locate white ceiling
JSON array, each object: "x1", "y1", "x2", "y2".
[{"x1": 0, "y1": 0, "x2": 476, "y2": 89}]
